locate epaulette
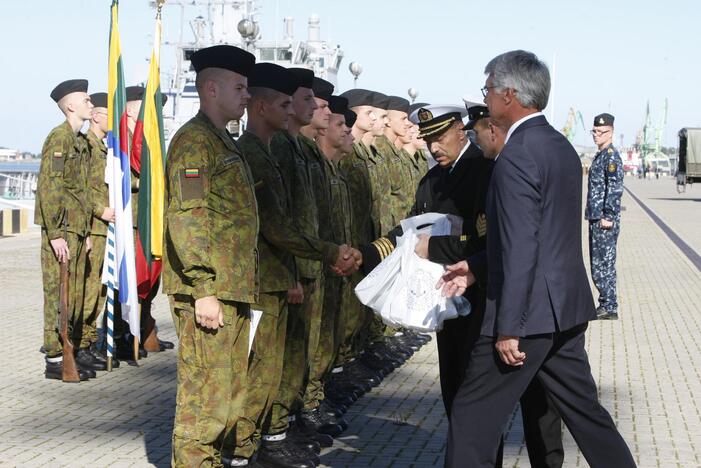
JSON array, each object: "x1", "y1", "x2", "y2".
[{"x1": 371, "y1": 237, "x2": 395, "y2": 260}]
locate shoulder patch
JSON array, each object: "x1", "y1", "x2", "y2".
[
  {"x1": 608, "y1": 163, "x2": 617, "y2": 173},
  {"x1": 607, "y1": 148, "x2": 613, "y2": 154},
  {"x1": 52, "y1": 152, "x2": 64, "y2": 172},
  {"x1": 179, "y1": 168, "x2": 206, "y2": 201},
  {"x1": 221, "y1": 154, "x2": 241, "y2": 167}
]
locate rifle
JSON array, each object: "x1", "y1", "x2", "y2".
[{"x1": 59, "y1": 219, "x2": 80, "y2": 383}]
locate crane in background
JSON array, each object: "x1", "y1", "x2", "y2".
[{"x1": 561, "y1": 107, "x2": 586, "y2": 142}]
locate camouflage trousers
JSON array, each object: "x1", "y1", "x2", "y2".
[
  {"x1": 333, "y1": 272, "x2": 367, "y2": 367},
  {"x1": 234, "y1": 292, "x2": 288, "y2": 458},
  {"x1": 81, "y1": 234, "x2": 106, "y2": 348},
  {"x1": 170, "y1": 295, "x2": 250, "y2": 468},
  {"x1": 303, "y1": 275, "x2": 343, "y2": 410},
  {"x1": 41, "y1": 230, "x2": 86, "y2": 358},
  {"x1": 589, "y1": 220, "x2": 620, "y2": 312},
  {"x1": 266, "y1": 278, "x2": 323, "y2": 435}
]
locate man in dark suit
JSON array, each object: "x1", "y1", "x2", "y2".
[
  {"x1": 440, "y1": 50, "x2": 636, "y2": 468},
  {"x1": 360, "y1": 104, "x2": 564, "y2": 467}
]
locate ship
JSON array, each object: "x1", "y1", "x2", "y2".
[{"x1": 153, "y1": 0, "x2": 344, "y2": 142}]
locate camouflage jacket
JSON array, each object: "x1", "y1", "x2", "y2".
[
  {"x1": 363, "y1": 142, "x2": 393, "y2": 236},
  {"x1": 338, "y1": 143, "x2": 374, "y2": 244},
  {"x1": 163, "y1": 111, "x2": 259, "y2": 302},
  {"x1": 324, "y1": 158, "x2": 353, "y2": 276},
  {"x1": 416, "y1": 149, "x2": 429, "y2": 177},
  {"x1": 34, "y1": 121, "x2": 91, "y2": 238},
  {"x1": 270, "y1": 130, "x2": 321, "y2": 280},
  {"x1": 86, "y1": 130, "x2": 109, "y2": 237},
  {"x1": 239, "y1": 131, "x2": 297, "y2": 293},
  {"x1": 298, "y1": 134, "x2": 334, "y2": 243},
  {"x1": 585, "y1": 144, "x2": 624, "y2": 221},
  {"x1": 373, "y1": 135, "x2": 412, "y2": 225},
  {"x1": 400, "y1": 147, "x2": 421, "y2": 199},
  {"x1": 241, "y1": 131, "x2": 340, "y2": 292}
]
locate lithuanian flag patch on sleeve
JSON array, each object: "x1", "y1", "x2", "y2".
[{"x1": 184, "y1": 168, "x2": 200, "y2": 178}]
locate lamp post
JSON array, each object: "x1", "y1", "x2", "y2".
[
  {"x1": 407, "y1": 88, "x2": 418, "y2": 103},
  {"x1": 349, "y1": 61, "x2": 363, "y2": 88}
]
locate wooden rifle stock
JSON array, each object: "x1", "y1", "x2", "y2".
[{"x1": 59, "y1": 220, "x2": 80, "y2": 382}]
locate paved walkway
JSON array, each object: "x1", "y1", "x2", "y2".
[{"x1": 1, "y1": 177, "x2": 700, "y2": 467}]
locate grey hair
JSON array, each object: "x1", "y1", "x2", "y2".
[{"x1": 484, "y1": 50, "x2": 550, "y2": 111}]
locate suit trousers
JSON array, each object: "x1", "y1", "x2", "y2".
[{"x1": 445, "y1": 324, "x2": 636, "y2": 468}]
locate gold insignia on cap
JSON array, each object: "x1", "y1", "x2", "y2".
[
  {"x1": 608, "y1": 163, "x2": 617, "y2": 173},
  {"x1": 418, "y1": 108, "x2": 433, "y2": 123},
  {"x1": 599, "y1": 117, "x2": 605, "y2": 125},
  {"x1": 476, "y1": 213, "x2": 487, "y2": 238}
]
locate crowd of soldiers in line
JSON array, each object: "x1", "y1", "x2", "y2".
[{"x1": 36, "y1": 43, "x2": 447, "y2": 468}]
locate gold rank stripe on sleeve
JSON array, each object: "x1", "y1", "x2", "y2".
[
  {"x1": 371, "y1": 239, "x2": 388, "y2": 259},
  {"x1": 476, "y1": 214, "x2": 487, "y2": 238},
  {"x1": 375, "y1": 237, "x2": 395, "y2": 260}
]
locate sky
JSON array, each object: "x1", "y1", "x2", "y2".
[{"x1": 0, "y1": 0, "x2": 698, "y2": 153}]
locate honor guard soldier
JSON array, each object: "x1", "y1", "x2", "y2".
[
  {"x1": 37, "y1": 79, "x2": 96, "y2": 382},
  {"x1": 163, "y1": 44, "x2": 257, "y2": 467},
  {"x1": 586, "y1": 113, "x2": 623, "y2": 320},
  {"x1": 82, "y1": 92, "x2": 117, "y2": 369}
]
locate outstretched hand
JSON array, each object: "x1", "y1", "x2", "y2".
[{"x1": 436, "y1": 260, "x2": 476, "y2": 297}]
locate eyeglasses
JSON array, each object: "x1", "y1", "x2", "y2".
[
  {"x1": 590, "y1": 129, "x2": 611, "y2": 136},
  {"x1": 481, "y1": 86, "x2": 498, "y2": 98}
]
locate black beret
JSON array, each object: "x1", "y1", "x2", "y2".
[
  {"x1": 126, "y1": 86, "x2": 145, "y2": 102},
  {"x1": 340, "y1": 88, "x2": 374, "y2": 108},
  {"x1": 90, "y1": 92, "x2": 108, "y2": 109},
  {"x1": 593, "y1": 113, "x2": 614, "y2": 127},
  {"x1": 370, "y1": 92, "x2": 389, "y2": 110},
  {"x1": 288, "y1": 67, "x2": 314, "y2": 89},
  {"x1": 328, "y1": 96, "x2": 349, "y2": 115},
  {"x1": 312, "y1": 77, "x2": 334, "y2": 102},
  {"x1": 344, "y1": 109, "x2": 357, "y2": 128},
  {"x1": 386, "y1": 96, "x2": 410, "y2": 113},
  {"x1": 463, "y1": 105, "x2": 489, "y2": 130},
  {"x1": 190, "y1": 45, "x2": 256, "y2": 76},
  {"x1": 50, "y1": 79, "x2": 88, "y2": 103},
  {"x1": 248, "y1": 63, "x2": 299, "y2": 96}
]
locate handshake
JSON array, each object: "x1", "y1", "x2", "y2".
[{"x1": 330, "y1": 244, "x2": 363, "y2": 276}]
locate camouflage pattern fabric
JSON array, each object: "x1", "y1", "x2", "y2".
[
  {"x1": 364, "y1": 142, "x2": 394, "y2": 237},
  {"x1": 163, "y1": 111, "x2": 259, "y2": 303},
  {"x1": 234, "y1": 292, "x2": 288, "y2": 458},
  {"x1": 586, "y1": 144, "x2": 623, "y2": 312},
  {"x1": 333, "y1": 272, "x2": 367, "y2": 367},
  {"x1": 373, "y1": 135, "x2": 413, "y2": 224},
  {"x1": 271, "y1": 131, "x2": 322, "y2": 281},
  {"x1": 164, "y1": 111, "x2": 259, "y2": 466},
  {"x1": 298, "y1": 134, "x2": 334, "y2": 243},
  {"x1": 338, "y1": 143, "x2": 374, "y2": 245},
  {"x1": 40, "y1": 230, "x2": 86, "y2": 357},
  {"x1": 81, "y1": 234, "x2": 106, "y2": 347},
  {"x1": 170, "y1": 295, "x2": 250, "y2": 468}
]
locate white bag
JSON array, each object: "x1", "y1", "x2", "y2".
[{"x1": 355, "y1": 213, "x2": 471, "y2": 332}]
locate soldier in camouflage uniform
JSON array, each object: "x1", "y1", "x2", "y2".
[
  {"x1": 81, "y1": 92, "x2": 117, "y2": 369},
  {"x1": 297, "y1": 79, "x2": 358, "y2": 438},
  {"x1": 234, "y1": 65, "x2": 358, "y2": 468},
  {"x1": 37, "y1": 80, "x2": 95, "y2": 382},
  {"x1": 163, "y1": 45, "x2": 257, "y2": 467},
  {"x1": 586, "y1": 113, "x2": 623, "y2": 320},
  {"x1": 384, "y1": 96, "x2": 419, "y2": 212}
]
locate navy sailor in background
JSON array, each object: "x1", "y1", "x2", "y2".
[{"x1": 586, "y1": 113, "x2": 623, "y2": 320}]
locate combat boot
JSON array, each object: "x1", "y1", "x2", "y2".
[
  {"x1": 343, "y1": 361, "x2": 383, "y2": 387},
  {"x1": 257, "y1": 440, "x2": 317, "y2": 468},
  {"x1": 596, "y1": 307, "x2": 619, "y2": 320},
  {"x1": 318, "y1": 399, "x2": 346, "y2": 417},
  {"x1": 76, "y1": 348, "x2": 108, "y2": 371},
  {"x1": 261, "y1": 436, "x2": 320, "y2": 465},
  {"x1": 221, "y1": 455, "x2": 264, "y2": 467},
  {"x1": 44, "y1": 357, "x2": 91, "y2": 381},
  {"x1": 298, "y1": 408, "x2": 344, "y2": 437},
  {"x1": 89, "y1": 342, "x2": 119, "y2": 368},
  {"x1": 289, "y1": 419, "x2": 333, "y2": 448},
  {"x1": 283, "y1": 428, "x2": 321, "y2": 454}
]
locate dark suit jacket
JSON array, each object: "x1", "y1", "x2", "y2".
[{"x1": 481, "y1": 115, "x2": 596, "y2": 337}]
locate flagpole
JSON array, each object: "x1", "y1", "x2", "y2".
[{"x1": 106, "y1": 224, "x2": 116, "y2": 371}]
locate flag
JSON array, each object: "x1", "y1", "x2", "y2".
[
  {"x1": 105, "y1": 0, "x2": 139, "y2": 341},
  {"x1": 130, "y1": 6, "x2": 165, "y2": 299}
]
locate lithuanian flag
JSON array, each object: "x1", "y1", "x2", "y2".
[{"x1": 131, "y1": 4, "x2": 166, "y2": 299}]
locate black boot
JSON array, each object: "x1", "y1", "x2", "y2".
[
  {"x1": 318, "y1": 399, "x2": 346, "y2": 417},
  {"x1": 89, "y1": 343, "x2": 120, "y2": 368},
  {"x1": 76, "y1": 348, "x2": 107, "y2": 371},
  {"x1": 257, "y1": 440, "x2": 317, "y2": 468},
  {"x1": 262, "y1": 437, "x2": 319, "y2": 465},
  {"x1": 289, "y1": 420, "x2": 333, "y2": 448},
  {"x1": 158, "y1": 338, "x2": 175, "y2": 350},
  {"x1": 299, "y1": 408, "x2": 344, "y2": 437},
  {"x1": 45, "y1": 358, "x2": 91, "y2": 381}
]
